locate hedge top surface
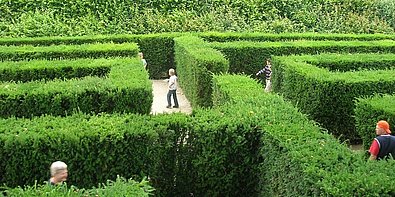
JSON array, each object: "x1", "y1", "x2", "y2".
[
  {"x1": 209, "y1": 40, "x2": 395, "y2": 48},
  {"x1": 274, "y1": 54, "x2": 395, "y2": 83},
  {"x1": 0, "y1": 58, "x2": 149, "y2": 95},
  {"x1": 0, "y1": 42, "x2": 138, "y2": 53},
  {"x1": 1, "y1": 32, "x2": 393, "y2": 46},
  {"x1": 199, "y1": 32, "x2": 395, "y2": 41},
  {"x1": 282, "y1": 53, "x2": 395, "y2": 63},
  {"x1": 358, "y1": 94, "x2": 395, "y2": 115},
  {"x1": 0, "y1": 58, "x2": 112, "y2": 71},
  {"x1": 0, "y1": 33, "x2": 183, "y2": 46}
]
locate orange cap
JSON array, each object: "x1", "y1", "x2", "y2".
[{"x1": 377, "y1": 120, "x2": 391, "y2": 134}]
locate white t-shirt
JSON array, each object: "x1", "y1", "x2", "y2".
[
  {"x1": 141, "y1": 59, "x2": 147, "y2": 69},
  {"x1": 169, "y1": 75, "x2": 177, "y2": 90}
]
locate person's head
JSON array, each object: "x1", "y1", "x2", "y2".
[
  {"x1": 50, "y1": 161, "x2": 68, "y2": 184},
  {"x1": 266, "y1": 59, "x2": 271, "y2": 65},
  {"x1": 375, "y1": 120, "x2": 391, "y2": 135},
  {"x1": 169, "y1": 68, "x2": 175, "y2": 76},
  {"x1": 138, "y1": 52, "x2": 144, "y2": 59}
]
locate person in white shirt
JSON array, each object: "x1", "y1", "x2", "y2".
[
  {"x1": 138, "y1": 52, "x2": 147, "y2": 70},
  {"x1": 166, "y1": 68, "x2": 179, "y2": 108}
]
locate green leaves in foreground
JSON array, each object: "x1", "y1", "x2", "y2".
[{"x1": 2, "y1": 176, "x2": 154, "y2": 197}]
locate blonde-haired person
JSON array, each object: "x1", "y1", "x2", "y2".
[
  {"x1": 166, "y1": 68, "x2": 179, "y2": 108},
  {"x1": 138, "y1": 52, "x2": 148, "y2": 70},
  {"x1": 49, "y1": 161, "x2": 68, "y2": 185}
]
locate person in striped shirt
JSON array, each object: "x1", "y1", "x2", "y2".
[{"x1": 256, "y1": 59, "x2": 272, "y2": 92}]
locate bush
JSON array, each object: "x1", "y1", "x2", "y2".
[
  {"x1": 174, "y1": 36, "x2": 228, "y2": 107},
  {"x1": 212, "y1": 74, "x2": 395, "y2": 196},
  {"x1": 2, "y1": 176, "x2": 154, "y2": 197},
  {"x1": 272, "y1": 53, "x2": 395, "y2": 142},
  {"x1": 209, "y1": 39, "x2": 395, "y2": 80},
  {"x1": 0, "y1": 42, "x2": 139, "y2": 61},
  {"x1": 0, "y1": 58, "x2": 152, "y2": 117},
  {"x1": 0, "y1": 0, "x2": 393, "y2": 37},
  {"x1": 0, "y1": 113, "x2": 191, "y2": 196}
]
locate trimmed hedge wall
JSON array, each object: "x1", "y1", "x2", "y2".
[
  {"x1": 355, "y1": 94, "x2": 395, "y2": 150},
  {"x1": 0, "y1": 58, "x2": 110, "y2": 82},
  {"x1": 1, "y1": 32, "x2": 394, "y2": 79},
  {"x1": 200, "y1": 32, "x2": 395, "y2": 42},
  {"x1": 0, "y1": 34, "x2": 180, "y2": 79},
  {"x1": 209, "y1": 40, "x2": 395, "y2": 77},
  {"x1": 2, "y1": 73, "x2": 395, "y2": 196},
  {"x1": 0, "y1": 42, "x2": 139, "y2": 61},
  {"x1": 0, "y1": 58, "x2": 152, "y2": 117},
  {"x1": 272, "y1": 54, "x2": 395, "y2": 142},
  {"x1": 174, "y1": 36, "x2": 229, "y2": 107},
  {"x1": 212, "y1": 74, "x2": 395, "y2": 196},
  {"x1": 0, "y1": 113, "x2": 191, "y2": 197}
]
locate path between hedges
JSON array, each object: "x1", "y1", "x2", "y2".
[{"x1": 150, "y1": 80, "x2": 192, "y2": 115}]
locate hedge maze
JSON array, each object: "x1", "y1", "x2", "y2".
[{"x1": 1, "y1": 33, "x2": 395, "y2": 196}]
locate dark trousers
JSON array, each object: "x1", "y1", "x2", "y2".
[{"x1": 167, "y1": 90, "x2": 179, "y2": 107}]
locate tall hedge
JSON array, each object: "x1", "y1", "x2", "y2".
[
  {"x1": 0, "y1": 58, "x2": 110, "y2": 83},
  {"x1": 0, "y1": 58, "x2": 152, "y2": 117},
  {"x1": 0, "y1": 113, "x2": 192, "y2": 197},
  {"x1": 272, "y1": 54, "x2": 395, "y2": 142},
  {"x1": 0, "y1": 34, "x2": 179, "y2": 79},
  {"x1": 174, "y1": 36, "x2": 229, "y2": 107},
  {"x1": 1, "y1": 33, "x2": 395, "y2": 79},
  {"x1": 211, "y1": 74, "x2": 395, "y2": 196},
  {"x1": 209, "y1": 40, "x2": 395, "y2": 77}
]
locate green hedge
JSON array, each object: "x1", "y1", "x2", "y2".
[
  {"x1": 272, "y1": 54, "x2": 395, "y2": 142},
  {"x1": 0, "y1": 34, "x2": 180, "y2": 79},
  {"x1": 0, "y1": 58, "x2": 152, "y2": 117},
  {"x1": 209, "y1": 40, "x2": 395, "y2": 77},
  {"x1": 0, "y1": 113, "x2": 192, "y2": 196},
  {"x1": 200, "y1": 32, "x2": 395, "y2": 42},
  {"x1": 174, "y1": 36, "x2": 229, "y2": 107},
  {"x1": 2, "y1": 33, "x2": 395, "y2": 79},
  {"x1": 0, "y1": 42, "x2": 138, "y2": 61},
  {"x1": 355, "y1": 94, "x2": 395, "y2": 150},
  {"x1": 2, "y1": 73, "x2": 395, "y2": 196},
  {"x1": 2, "y1": 176, "x2": 153, "y2": 197},
  {"x1": 212, "y1": 74, "x2": 395, "y2": 196},
  {"x1": 0, "y1": 58, "x2": 110, "y2": 82}
]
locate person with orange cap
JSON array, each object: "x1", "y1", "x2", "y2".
[{"x1": 369, "y1": 120, "x2": 395, "y2": 160}]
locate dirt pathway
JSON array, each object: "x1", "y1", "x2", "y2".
[{"x1": 150, "y1": 80, "x2": 192, "y2": 115}]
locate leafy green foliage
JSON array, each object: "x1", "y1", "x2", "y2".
[
  {"x1": 0, "y1": 0, "x2": 393, "y2": 37},
  {"x1": 212, "y1": 74, "x2": 395, "y2": 196},
  {"x1": 0, "y1": 58, "x2": 152, "y2": 117},
  {"x1": 273, "y1": 54, "x2": 395, "y2": 142},
  {"x1": 0, "y1": 42, "x2": 139, "y2": 61},
  {"x1": 174, "y1": 36, "x2": 229, "y2": 107},
  {"x1": 0, "y1": 34, "x2": 178, "y2": 79},
  {"x1": 0, "y1": 58, "x2": 111, "y2": 83},
  {"x1": 210, "y1": 40, "x2": 395, "y2": 78},
  {"x1": 0, "y1": 113, "x2": 190, "y2": 196},
  {"x1": 2, "y1": 176, "x2": 153, "y2": 197}
]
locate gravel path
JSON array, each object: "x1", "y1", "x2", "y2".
[{"x1": 150, "y1": 80, "x2": 192, "y2": 115}]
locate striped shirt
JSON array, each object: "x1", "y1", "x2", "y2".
[{"x1": 256, "y1": 65, "x2": 272, "y2": 79}]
